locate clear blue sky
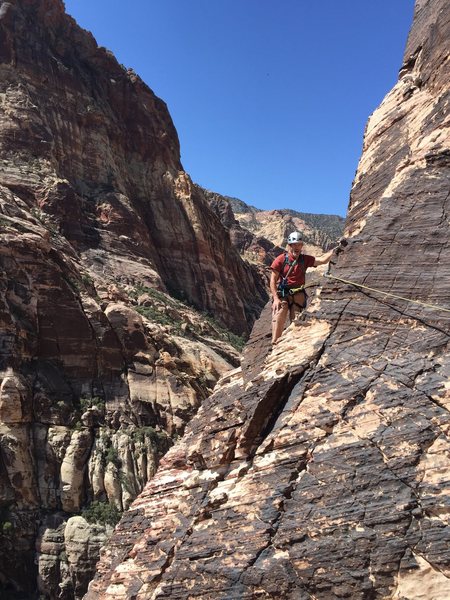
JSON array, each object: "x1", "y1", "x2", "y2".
[{"x1": 63, "y1": 0, "x2": 415, "y2": 217}]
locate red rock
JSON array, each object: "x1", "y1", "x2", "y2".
[
  {"x1": 86, "y1": 1, "x2": 450, "y2": 598},
  {"x1": 0, "y1": 0, "x2": 268, "y2": 595}
]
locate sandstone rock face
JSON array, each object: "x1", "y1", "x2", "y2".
[
  {"x1": 0, "y1": 186, "x2": 242, "y2": 599},
  {"x1": 37, "y1": 514, "x2": 113, "y2": 600},
  {"x1": 0, "y1": 0, "x2": 268, "y2": 597},
  {"x1": 86, "y1": 1, "x2": 450, "y2": 598},
  {"x1": 0, "y1": 0, "x2": 264, "y2": 335}
]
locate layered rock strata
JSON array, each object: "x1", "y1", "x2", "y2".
[
  {"x1": 87, "y1": 1, "x2": 450, "y2": 598},
  {"x1": 0, "y1": 0, "x2": 264, "y2": 335},
  {"x1": 0, "y1": 0, "x2": 268, "y2": 597}
]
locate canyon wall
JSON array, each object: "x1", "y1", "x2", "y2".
[
  {"x1": 0, "y1": 0, "x2": 269, "y2": 597},
  {"x1": 0, "y1": 0, "x2": 264, "y2": 335},
  {"x1": 86, "y1": 1, "x2": 450, "y2": 598}
]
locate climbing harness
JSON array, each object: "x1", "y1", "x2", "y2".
[
  {"x1": 282, "y1": 287, "x2": 308, "y2": 311},
  {"x1": 324, "y1": 272, "x2": 450, "y2": 314}
]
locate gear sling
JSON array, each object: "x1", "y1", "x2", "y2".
[{"x1": 276, "y1": 253, "x2": 308, "y2": 312}]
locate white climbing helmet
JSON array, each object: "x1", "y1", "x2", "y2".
[{"x1": 287, "y1": 231, "x2": 302, "y2": 244}]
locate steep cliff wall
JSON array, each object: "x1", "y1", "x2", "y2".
[
  {"x1": 0, "y1": 0, "x2": 264, "y2": 334},
  {"x1": 87, "y1": 1, "x2": 450, "y2": 598},
  {"x1": 0, "y1": 0, "x2": 269, "y2": 597}
]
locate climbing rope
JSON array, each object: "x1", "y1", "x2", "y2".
[{"x1": 324, "y1": 272, "x2": 450, "y2": 314}]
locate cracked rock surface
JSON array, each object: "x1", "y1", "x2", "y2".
[{"x1": 87, "y1": 1, "x2": 450, "y2": 598}]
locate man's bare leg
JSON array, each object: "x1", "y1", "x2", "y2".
[{"x1": 272, "y1": 300, "x2": 289, "y2": 344}]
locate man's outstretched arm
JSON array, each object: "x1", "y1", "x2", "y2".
[{"x1": 314, "y1": 248, "x2": 336, "y2": 267}]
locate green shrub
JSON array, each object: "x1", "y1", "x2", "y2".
[
  {"x1": 1, "y1": 521, "x2": 13, "y2": 535},
  {"x1": 201, "y1": 314, "x2": 246, "y2": 350},
  {"x1": 81, "y1": 273, "x2": 94, "y2": 287},
  {"x1": 135, "y1": 305, "x2": 174, "y2": 326},
  {"x1": 130, "y1": 284, "x2": 246, "y2": 350},
  {"x1": 82, "y1": 501, "x2": 121, "y2": 526},
  {"x1": 132, "y1": 426, "x2": 171, "y2": 450},
  {"x1": 79, "y1": 396, "x2": 105, "y2": 412},
  {"x1": 30, "y1": 207, "x2": 59, "y2": 234},
  {"x1": 105, "y1": 445, "x2": 121, "y2": 467}
]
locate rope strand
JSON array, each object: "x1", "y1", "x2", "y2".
[{"x1": 324, "y1": 272, "x2": 450, "y2": 314}]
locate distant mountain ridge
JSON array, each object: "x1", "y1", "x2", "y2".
[
  {"x1": 228, "y1": 197, "x2": 345, "y2": 250},
  {"x1": 282, "y1": 209, "x2": 346, "y2": 246},
  {"x1": 204, "y1": 191, "x2": 345, "y2": 254}
]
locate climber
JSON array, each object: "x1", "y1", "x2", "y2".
[{"x1": 270, "y1": 231, "x2": 335, "y2": 345}]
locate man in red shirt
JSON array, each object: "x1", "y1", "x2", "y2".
[{"x1": 270, "y1": 231, "x2": 335, "y2": 344}]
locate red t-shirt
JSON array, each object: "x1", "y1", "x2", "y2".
[{"x1": 271, "y1": 252, "x2": 315, "y2": 287}]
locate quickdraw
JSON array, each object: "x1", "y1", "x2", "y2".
[{"x1": 288, "y1": 286, "x2": 305, "y2": 295}]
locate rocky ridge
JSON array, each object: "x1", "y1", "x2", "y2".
[
  {"x1": 86, "y1": 1, "x2": 450, "y2": 598},
  {"x1": 223, "y1": 193, "x2": 345, "y2": 251}
]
